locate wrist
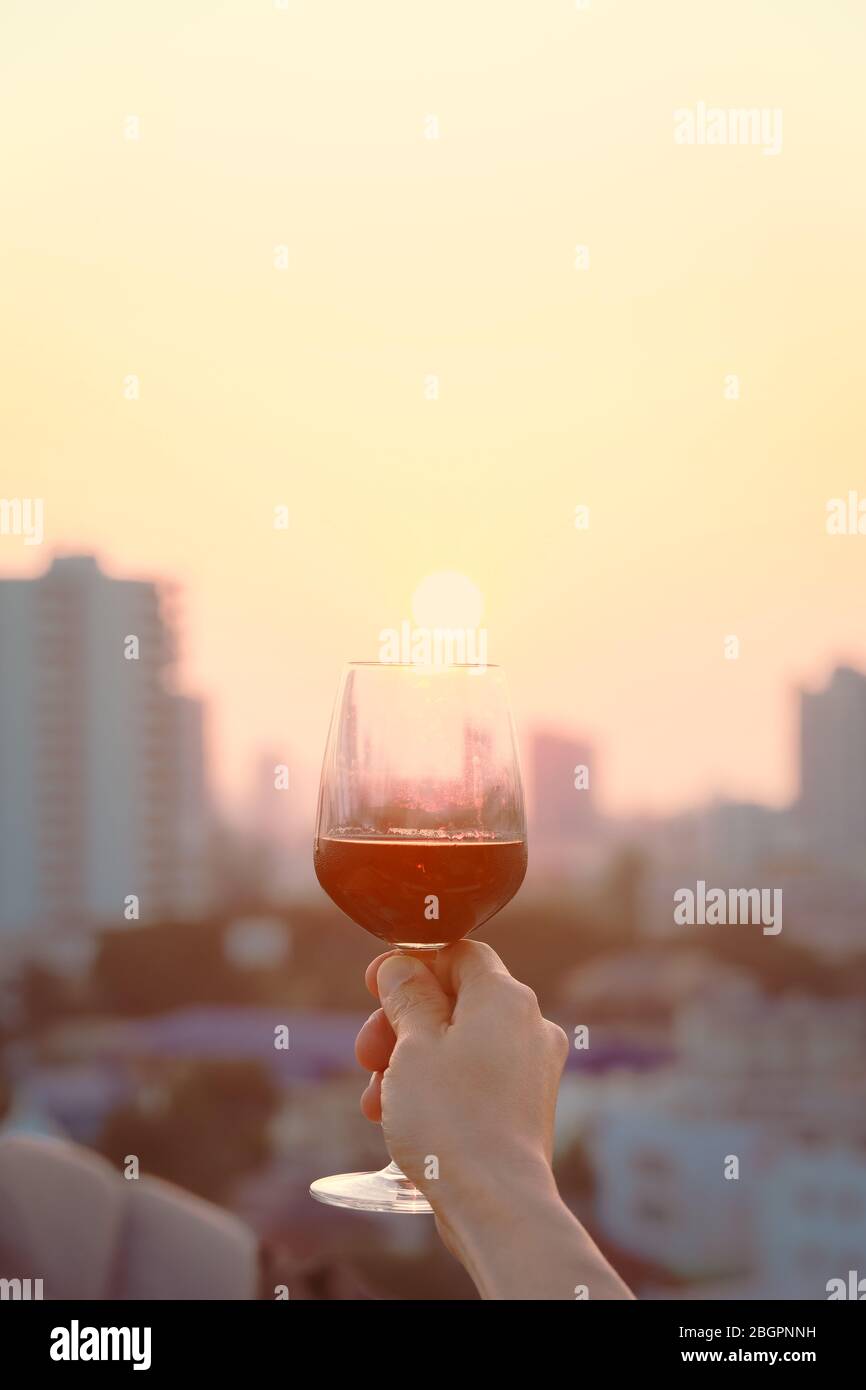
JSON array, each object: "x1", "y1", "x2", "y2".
[
  {"x1": 450, "y1": 1185, "x2": 572, "y2": 1300},
  {"x1": 427, "y1": 1144, "x2": 558, "y2": 1226},
  {"x1": 426, "y1": 1148, "x2": 562, "y2": 1286},
  {"x1": 426, "y1": 1151, "x2": 632, "y2": 1301}
]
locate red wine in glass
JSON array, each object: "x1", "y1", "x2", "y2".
[{"x1": 315, "y1": 835, "x2": 527, "y2": 949}]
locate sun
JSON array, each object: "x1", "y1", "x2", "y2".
[{"x1": 411, "y1": 571, "x2": 485, "y2": 631}]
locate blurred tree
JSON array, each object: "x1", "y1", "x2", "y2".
[
  {"x1": 93, "y1": 921, "x2": 247, "y2": 1014},
  {"x1": 97, "y1": 1060, "x2": 280, "y2": 1203},
  {"x1": 599, "y1": 845, "x2": 647, "y2": 942},
  {"x1": 0, "y1": 1058, "x2": 11, "y2": 1123},
  {"x1": 89, "y1": 910, "x2": 375, "y2": 1015},
  {"x1": 555, "y1": 1135, "x2": 596, "y2": 1202},
  {"x1": 16, "y1": 964, "x2": 78, "y2": 1029},
  {"x1": 698, "y1": 928, "x2": 844, "y2": 995}
]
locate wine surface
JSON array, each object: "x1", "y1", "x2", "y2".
[{"x1": 314, "y1": 835, "x2": 528, "y2": 948}]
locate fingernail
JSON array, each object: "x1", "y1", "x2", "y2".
[{"x1": 377, "y1": 955, "x2": 419, "y2": 998}]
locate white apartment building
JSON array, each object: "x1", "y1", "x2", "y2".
[
  {"x1": 586, "y1": 983, "x2": 866, "y2": 1286},
  {"x1": 800, "y1": 665, "x2": 866, "y2": 874},
  {"x1": 593, "y1": 1106, "x2": 764, "y2": 1277},
  {"x1": 756, "y1": 1148, "x2": 866, "y2": 1299},
  {"x1": 0, "y1": 554, "x2": 210, "y2": 935},
  {"x1": 676, "y1": 990, "x2": 866, "y2": 1080}
]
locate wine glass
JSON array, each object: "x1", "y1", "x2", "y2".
[{"x1": 310, "y1": 661, "x2": 527, "y2": 1213}]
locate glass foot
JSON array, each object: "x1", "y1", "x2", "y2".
[{"x1": 310, "y1": 1160, "x2": 433, "y2": 1213}]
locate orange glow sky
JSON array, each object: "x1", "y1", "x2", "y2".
[{"x1": 2, "y1": 0, "x2": 865, "y2": 821}]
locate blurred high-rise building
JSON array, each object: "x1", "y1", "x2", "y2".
[
  {"x1": 248, "y1": 750, "x2": 298, "y2": 900},
  {"x1": 799, "y1": 665, "x2": 866, "y2": 872},
  {"x1": 0, "y1": 554, "x2": 211, "y2": 935},
  {"x1": 530, "y1": 729, "x2": 598, "y2": 839},
  {"x1": 524, "y1": 728, "x2": 602, "y2": 888}
]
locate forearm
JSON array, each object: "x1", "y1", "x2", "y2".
[{"x1": 433, "y1": 1163, "x2": 634, "y2": 1302}]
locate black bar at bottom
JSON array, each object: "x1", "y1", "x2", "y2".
[{"x1": 2, "y1": 1298, "x2": 860, "y2": 1374}]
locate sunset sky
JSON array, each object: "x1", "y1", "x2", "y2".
[{"x1": 2, "y1": 0, "x2": 865, "y2": 824}]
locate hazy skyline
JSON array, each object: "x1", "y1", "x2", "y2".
[{"x1": 2, "y1": 1, "x2": 865, "y2": 821}]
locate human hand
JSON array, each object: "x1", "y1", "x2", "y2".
[
  {"x1": 356, "y1": 940, "x2": 568, "y2": 1223},
  {"x1": 354, "y1": 941, "x2": 630, "y2": 1298}
]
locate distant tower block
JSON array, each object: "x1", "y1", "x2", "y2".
[
  {"x1": 0, "y1": 555, "x2": 211, "y2": 935},
  {"x1": 799, "y1": 666, "x2": 866, "y2": 871},
  {"x1": 530, "y1": 730, "x2": 598, "y2": 840}
]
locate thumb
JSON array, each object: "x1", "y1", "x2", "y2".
[{"x1": 376, "y1": 955, "x2": 450, "y2": 1038}]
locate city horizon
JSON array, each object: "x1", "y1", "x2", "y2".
[{"x1": 1, "y1": 544, "x2": 859, "y2": 826}]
